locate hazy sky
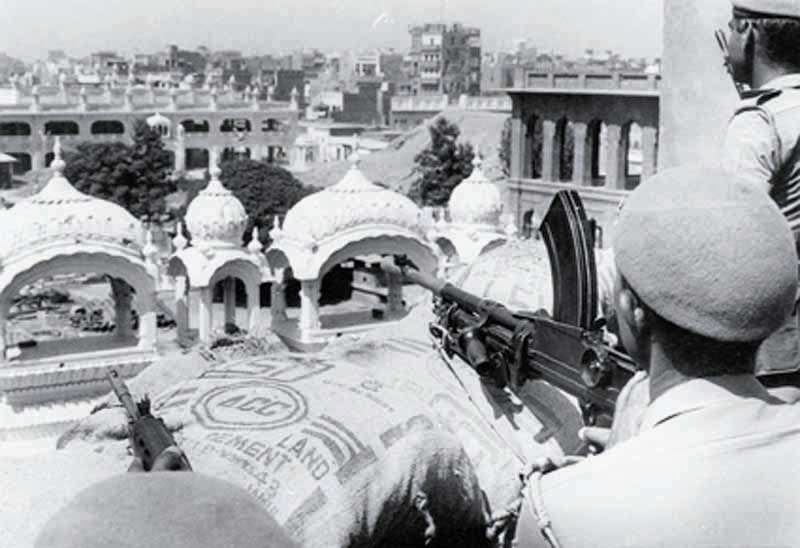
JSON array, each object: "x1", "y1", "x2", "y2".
[{"x1": 1, "y1": 0, "x2": 663, "y2": 62}]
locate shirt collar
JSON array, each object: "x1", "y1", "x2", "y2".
[
  {"x1": 761, "y1": 73, "x2": 800, "y2": 90},
  {"x1": 640, "y1": 375, "x2": 772, "y2": 431}
]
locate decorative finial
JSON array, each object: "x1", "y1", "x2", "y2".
[
  {"x1": 51, "y1": 137, "x2": 66, "y2": 174},
  {"x1": 472, "y1": 154, "x2": 483, "y2": 170},
  {"x1": 172, "y1": 221, "x2": 188, "y2": 251},
  {"x1": 348, "y1": 148, "x2": 361, "y2": 168},
  {"x1": 248, "y1": 226, "x2": 263, "y2": 253},
  {"x1": 209, "y1": 163, "x2": 222, "y2": 180},
  {"x1": 269, "y1": 216, "x2": 282, "y2": 240},
  {"x1": 143, "y1": 228, "x2": 159, "y2": 260}
]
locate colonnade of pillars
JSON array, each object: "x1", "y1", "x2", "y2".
[{"x1": 511, "y1": 116, "x2": 658, "y2": 190}]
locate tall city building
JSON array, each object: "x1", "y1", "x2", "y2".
[{"x1": 403, "y1": 23, "x2": 481, "y2": 97}]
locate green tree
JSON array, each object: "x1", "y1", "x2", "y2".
[
  {"x1": 409, "y1": 117, "x2": 475, "y2": 207},
  {"x1": 64, "y1": 119, "x2": 175, "y2": 220},
  {"x1": 179, "y1": 158, "x2": 317, "y2": 247}
]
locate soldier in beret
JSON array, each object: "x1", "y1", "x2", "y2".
[
  {"x1": 515, "y1": 167, "x2": 800, "y2": 547},
  {"x1": 34, "y1": 472, "x2": 299, "y2": 548},
  {"x1": 722, "y1": 0, "x2": 800, "y2": 380}
]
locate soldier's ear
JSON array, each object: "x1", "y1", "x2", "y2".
[{"x1": 617, "y1": 289, "x2": 649, "y2": 337}]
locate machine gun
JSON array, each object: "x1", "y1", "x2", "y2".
[
  {"x1": 106, "y1": 368, "x2": 192, "y2": 472},
  {"x1": 382, "y1": 190, "x2": 637, "y2": 427}
]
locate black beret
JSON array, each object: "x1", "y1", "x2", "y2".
[{"x1": 613, "y1": 167, "x2": 797, "y2": 342}]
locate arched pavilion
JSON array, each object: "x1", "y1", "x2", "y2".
[
  {"x1": 428, "y1": 156, "x2": 515, "y2": 269},
  {"x1": 266, "y1": 153, "x2": 439, "y2": 351},
  {"x1": 167, "y1": 165, "x2": 265, "y2": 345}
]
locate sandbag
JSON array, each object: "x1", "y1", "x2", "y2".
[{"x1": 151, "y1": 355, "x2": 488, "y2": 548}]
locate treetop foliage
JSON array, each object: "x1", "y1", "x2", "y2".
[
  {"x1": 408, "y1": 116, "x2": 475, "y2": 207},
  {"x1": 64, "y1": 119, "x2": 175, "y2": 220}
]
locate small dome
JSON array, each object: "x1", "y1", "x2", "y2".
[
  {"x1": 448, "y1": 157, "x2": 504, "y2": 227},
  {"x1": 281, "y1": 153, "x2": 422, "y2": 243},
  {"x1": 184, "y1": 165, "x2": 249, "y2": 248},
  {"x1": 0, "y1": 141, "x2": 143, "y2": 259},
  {"x1": 146, "y1": 112, "x2": 170, "y2": 128}
]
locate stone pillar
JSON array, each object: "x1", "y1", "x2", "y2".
[
  {"x1": 604, "y1": 124, "x2": 625, "y2": 190},
  {"x1": 196, "y1": 288, "x2": 212, "y2": 344},
  {"x1": 661, "y1": 0, "x2": 737, "y2": 169},
  {"x1": 0, "y1": 317, "x2": 6, "y2": 363},
  {"x1": 174, "y1": 276, "x2": 190, "y2": 343},
  {"x1": 223, "y1": 277, "x2": 237, "y2": 327},
  {"x1": 111, "y1": 278, "x2": 134, "y2": 339},
  {"x1": 641, "y1": 125, "x2": 659, "y2": 179},
  {"x1": 385, "y1": 271, "x2": 404, "y2": 317},
  {"x1": 541, "y1": 119, "x2": 558, "y2": 182},
  {"x1": 246, "y1": 281, "x2": 259, "y2": 333},
  {"x1": 135, "y1": 291, "x2": 158, "y2": 350},
  {"x1": 174, "y1": 146, "x2": 186, "y2": 172},
  {"x1": 299, "y1": 279, "x2": 321, "y2": 332},
  {"x1": 270, "y1": 280, "x2": 288, "y2": 324},
  {"x1": 571, "y1": 122, "x2": 590, "y2": 185},
  {"x1": 510, "y1": 102, "x2": 525, "y2": 179},
  {"x1": 209, "y1": 146, "x2": 221, "y2": 168}
]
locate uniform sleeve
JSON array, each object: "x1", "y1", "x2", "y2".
[{"x1": 722, "y1": 110, "x2": 776, "y2": 193}]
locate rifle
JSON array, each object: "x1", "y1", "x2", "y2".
[
  {"x1": 106, "y1": 368, "x2": 192, "y2": 472},
  {"x1": 715, "y1": 29, "x2": 748, "y2": 99},
  {"x1": 380, "y1": 255, "x2": 636, "y2": 427}
]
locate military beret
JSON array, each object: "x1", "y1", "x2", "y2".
[
  {"x1": 613, "y1": 167, "x2": 797, "y2": 342},
  {"x1": 34, "y1": 472, "x2": 299, "y2": 548},
  {"x1": 732, "y1": 0, "x2": 800, "y2": 18}
]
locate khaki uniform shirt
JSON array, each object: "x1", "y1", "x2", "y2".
[
  {"x1": 723, "y1": 74, "x2": 800, "y2": 231},
  {"x1": 516, "y1": 375, "x2": 800, "y2": 547}
]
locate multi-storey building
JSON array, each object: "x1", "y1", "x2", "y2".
[
  {"x1": 403, "y1": 23, "x2": 481, "y2": 98},
  {"x1": 0, "y1": 84, "x2": 300, "y2": 174}
]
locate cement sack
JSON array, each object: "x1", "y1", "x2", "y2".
[{"x1": 151, "y1": 355, "x2": 488, "y2": 548}]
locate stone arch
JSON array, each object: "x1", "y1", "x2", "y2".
[
  {"x1": 222, "y1": 147, "x2": 251, "y2": 161},
  {"x1": 7, "y1": 153, "x2": 31, "y2": 174},
  {"x1": 0, "y1": 251, "x2": 157, "y2": 359},
  {"x1": 186, "y1": 148, "x2": 210, "y2": 169},
  {"x1": 623, "y1": 120, "x2": 643, "y2": 190},
  {"x1": 180, "y1": 119, "x2": 210, "y2": 133},
  {"x1": 44, "y1": 120, "x2": 79, "y2": 136},
  {"x1": 90, "y1": 120, "x2": 125, "y2": 135},
  {"x1": 220, "y1": 118, "x2": 252, "y2": 133},
  {"x1": 524, "y1": 113, "x2": 543, "y2": 179},
  {"x1": 588, "y1": 119, "x2": 607, "y2": 186},
  {"x1": 0, "y1": 121, "x2": 31, "y2": 136},
  {"x1": 263, "y1": 118, "x2": 282, "y2": 132},
  {"x1": 555, "y1": 117, "x2": 574, "y2": 182}
]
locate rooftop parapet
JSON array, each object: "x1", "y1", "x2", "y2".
[{"x1": 0, "y1": 85, "x2": 293, "y2": 113}]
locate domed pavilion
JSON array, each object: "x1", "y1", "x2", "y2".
[
  {"x1": 266, "y1": 152, "x2": 439, "y2": 351},
  {"x1": 427, "y1": 156, "x2": 515, "y2": 268},
  {"x1": 167, "y1": 165, "x2": 265, "y2": 345},
  {"x1": 0, "y1": 139, "x2": 160, "y2": 408}
]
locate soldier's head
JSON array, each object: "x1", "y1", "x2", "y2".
[
  {"x1": 612, "y1": 167, "x2": 797, "y2": 377},
  {"x1": 35, "y1": 472, "x2": 299, "y2": 548},
  {"x1": 727, "y1": 0, "x2": 800, "y2": 86}
]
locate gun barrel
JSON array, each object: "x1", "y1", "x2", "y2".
[
  {"x1": 106, "y1": 368, "x2": 139, "y2": 420},
  {"x1": 378, "y1": 257, "x2": 447, "y2": 294}
]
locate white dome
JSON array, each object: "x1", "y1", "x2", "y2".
[
  {"x1": 281, "y1": 154, "x2": 423, "y2": 243},
  {"x1": 146, "y1": 112, "x2": 171, "y2": 130},
  {"x1": 448, "y1": 157, "x2": 504, "y2": 227},
  {"x1": 184, "y1": 165, "x2": 249, "y2": 248},
  {"x1": 0, "y1": 151, "x2": 143, "y2": 260}
]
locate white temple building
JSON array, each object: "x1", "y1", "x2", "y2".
[
  {"x1": 426, "y1": 156, "x2": 515, "y2": 268},
  {"x1": 167, "y1": 165, "x2": 266, "y2": 346},
  {"x1": 0, "y1": 140, "x2": 160, "y2": 446},
  {"x1": 266, "y1": 152, "x2": 439, "y2": 351}
]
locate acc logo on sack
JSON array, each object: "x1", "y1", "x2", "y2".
[{"x1": 192, "y1": 381, "x2": 308, "y2": 431}]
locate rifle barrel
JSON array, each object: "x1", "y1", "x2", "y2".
[{"x1": 106, "y1": 369, "x2": 139, "y2": 420}]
